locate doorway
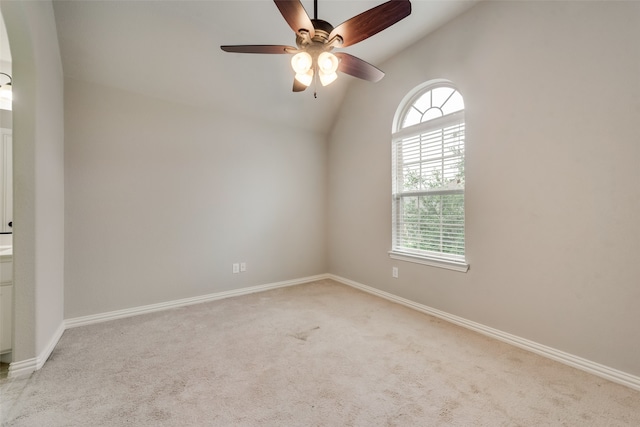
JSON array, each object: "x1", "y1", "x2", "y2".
[{"x1": 0, "y1": 8, "x2": 11, "y2": 376}]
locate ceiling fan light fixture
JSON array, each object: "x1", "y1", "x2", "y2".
[
  {"x1": 319, "y1": 71, "x2": 337, "y2": 86},
  {"x1": 318, "y1": 52, "x2": 339, "y2": 75},
  {"x1": 291, "y1": 51, "x2": 313, "y2": 74},
  {"x1": 221, "y1": 0, "x2": 413, "y2": 94},
  {"x1": 317, "y1": 51, "x2": 339, "y2": 86},
  {"x1": 295, "y1": 69, "x2": 314, "y2": 87}
]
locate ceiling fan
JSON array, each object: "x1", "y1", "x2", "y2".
[{"x1": 221, "y1": 0, "x2": 412, "y2": 95}]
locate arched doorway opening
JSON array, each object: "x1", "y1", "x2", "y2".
[{"x1": 0, "y1": 7, "x2": 13, "y2": 377}]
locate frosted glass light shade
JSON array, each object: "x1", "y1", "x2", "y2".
[
  {"x1": 291, "y1": 52, "x2": 313, "y2": 74},
  {"x1": 317, "y1": 52, "x2": 339, "y2": 86},
  {"x1": 295, "y1": 70, "x2": 314, "y2": 87},
  {"x1": 319, "y1": 72, "x2": 337, "y2": 86},
  {"x1": 318, "y1": 52, "x2": 338, "y2": 74}
]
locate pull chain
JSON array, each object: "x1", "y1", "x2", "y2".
[
  {"x1": 313, "y1": 0, "x2": 319, "y2": 98},
  {"x1": 313, "y1": 65, "x2": 318, "y2": 98}
]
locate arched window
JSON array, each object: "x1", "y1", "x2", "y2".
[{"x1": 390, "y1": 81, "x2": 468, "y2": 272}]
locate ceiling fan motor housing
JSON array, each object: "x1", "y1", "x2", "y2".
[
  {"x1": 310, "y1": 19, "x2": 333, "y2": 40},
  {"x1": 297, "y1": 19, "x2": 342, "y2": 52}
]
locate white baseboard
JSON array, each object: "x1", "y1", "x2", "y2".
[
  {"x1": 8, "y1": 357, "x2": 38, "y2": 378},
  {"x1": 8, "y1": 275, "x2": 327, "y2": 378},
  {"x1": 9, "y1": 273, "x2": 640, "y2": 393},
  {"x1": 8, "y1": 322, "x2": 65, "y2": 379},
  {"x1": 65, "y1": 274, "x2": 329, "y2": 329},
  {"x1": 328, "y1": 274, "x2": 640, "y2": 392}
]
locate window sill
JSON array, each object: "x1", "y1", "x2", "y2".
[{"x1": 388, "y1": 251, "x2": 469, "y2": 273}]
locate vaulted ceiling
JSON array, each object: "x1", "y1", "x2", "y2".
[{"x1": 52, "y1": 1, "x2": 477, "y2": 134}]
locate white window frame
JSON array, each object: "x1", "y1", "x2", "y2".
[{"x1": 389, "y1": 81, "x2": 469, "y2": 272}]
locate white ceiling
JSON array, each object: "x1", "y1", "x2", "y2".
[{"x1": 52, "y1": 0, "x2": 476, "y2": 134}]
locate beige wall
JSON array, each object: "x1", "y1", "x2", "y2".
[
  {"x1": 327, "y1": 1, "x2": 640, "y2": 376},
  {"x1": 64, "y1": 78, "x2": 327, "y2": 318}
]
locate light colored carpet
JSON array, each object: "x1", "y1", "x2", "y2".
[{"x1": 1, "y1": 279, "x2": 639, "y2": 426}]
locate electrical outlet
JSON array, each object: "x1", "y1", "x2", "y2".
[
  {"x1": 233, "y1": 263, "x2": 240, "y2": 274},
  {"x1": 392, "y1": 267, "x2": 399, "y2": 278},
  {"x1": 240, "y1": 262, "x2": 246, "y2": 272}
]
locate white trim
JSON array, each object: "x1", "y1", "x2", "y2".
[
  {"x1": 65, "y1": 274, "x2": 329, "y2": 329},
  {"x1": 392, "y1": 110, "x2": 465, "y2": 141},
  {"x1": 392, "y1": 79, "x2": 458, "y2": 133},
  {"x1": 35, "y1": 322, "x2": 66, "y2": 371},
  {"x1": 8, "y1": 274, "x2": 640, "y2": 392},
  {"x1": 389, "y1": 250, "x2": 469, "y2": 273},
  {"x1": 1, "y1": 129, "x2": 12, "y2": 234},
  {"x1": 7, "y1": 357, "x2": 37, "y2": 378},
  {"x1": 8, "y1": 275, "x2": 329, "y2": 377},
  {"x1": 8, "y1": 322, "x2": 65, "y2": 379},
  {"x1": 328, "y1": 274, "x2": 640, "y2": 392}
]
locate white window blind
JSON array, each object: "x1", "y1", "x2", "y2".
[{"x1": 391, "y1": 84, "x2": 466, "y2": 267}]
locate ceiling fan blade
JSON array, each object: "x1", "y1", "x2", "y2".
[
  {"x1": 335, "y1": 52, "x2": 385, "y2": 82},
  {"x1": 329, "y1": 0, "x2": 411, "y2": 48},
  {"x1": 293, "y1": 78, "x2": 307, "y2": 92},
  {"x1": 220, "y1": 45, "x2": 296, "y2": 54},
  {"x1": 274, "y1": 0, "x2": 315, "y2": 38}
]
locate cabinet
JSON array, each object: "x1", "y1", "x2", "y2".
[{"x1": 0, "y1": 255, "x2": 11, "y2": 354}]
